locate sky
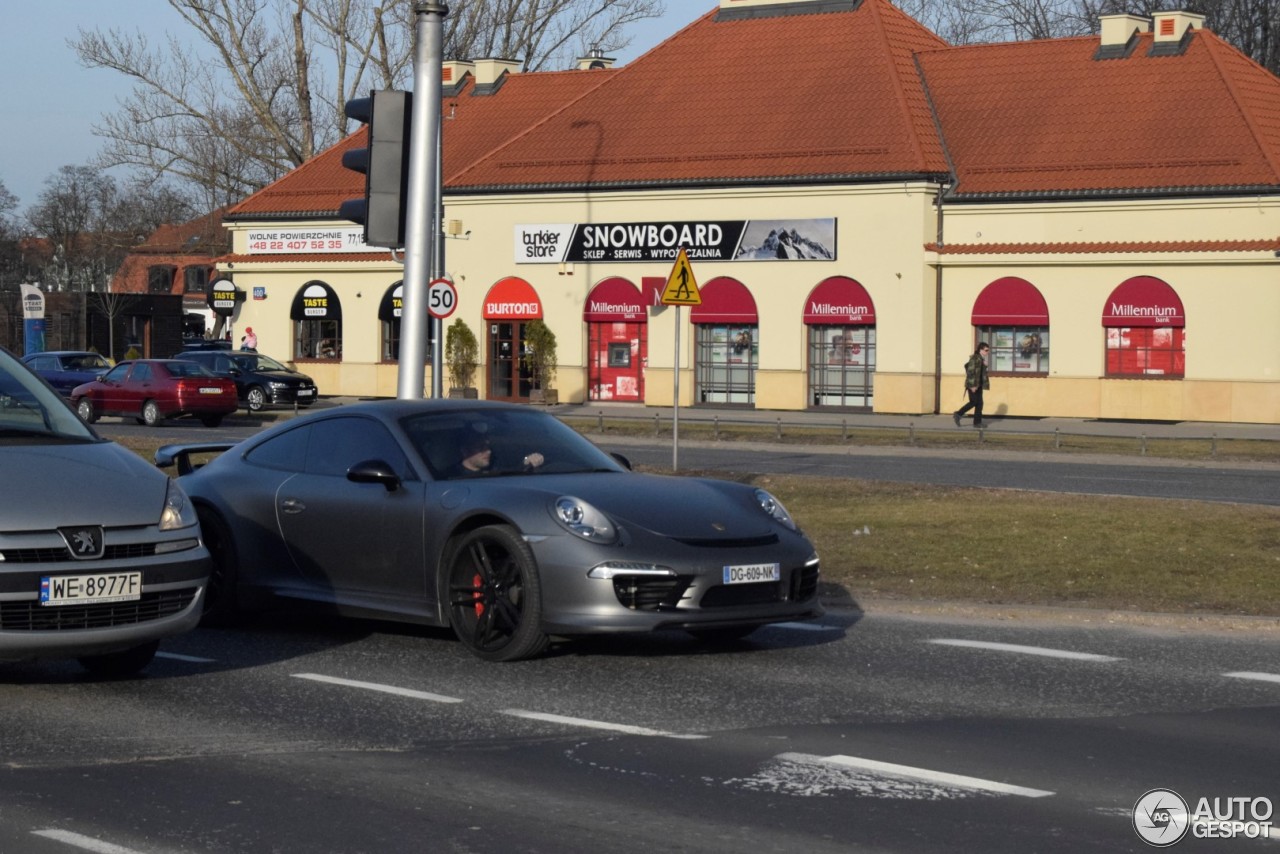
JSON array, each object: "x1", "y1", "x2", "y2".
[{"x1": 0, "y1": 1, "x2": 710, "y2": 218}]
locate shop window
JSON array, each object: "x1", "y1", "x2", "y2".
[
  {"x1": 382, "y1": 318, "x2": 401, "y2": 361},
  {"x1": 1105, "y1": 327, "x2": 1185, "y2": 377},
  {"x1": 808, "y1": 325, "x2": 875, "y2": 408},
  {"x1": 696, "y1": 324, "x2": 756, "y2": 405},
  {"x1": 291, "y1": 281, "x2": 342, "y2": 360},
  {"x1": 978, "y1": 326, "x2": 1050, "y2": 374},
  {"x1": 295, "y1": 319, "x2": 341, "y2": 360}
]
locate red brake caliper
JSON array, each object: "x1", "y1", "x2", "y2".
[{"x1": 472, "y1": 573, "x2": 485, "y2": 617}]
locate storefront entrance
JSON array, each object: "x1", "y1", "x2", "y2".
[
  {"x1": 487, "y1": 320, "x2": 533, "y2": 401},
  {"x1": 588, "y1": 322, "x2": 646, "y2": 401},
  {"x1": 584, "y1": 277, "x2": 648, "y2": 402}
]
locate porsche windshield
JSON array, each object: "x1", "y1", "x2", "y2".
[{"x1": 403, "y1": 409, "x2": 623, "y2": 479}]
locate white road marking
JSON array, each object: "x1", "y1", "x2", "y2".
[
  {"x1": 292, "y1": 673, "x2": 463, "y2": 704},
  {"x1": 155, "y1": 651, "x2": 215, "y2": 663},
  {"x1": 790, "y1": 753, "x2": 1055, "y2": 798},
  {"x1": 929, "y1": 638, "x2": 1121, "y2": 661},
  {"x1": 32, "y1": 829, "x2": 148, "y2": 854},
  {"x1": 500, "y1": 709, "x2": 708, "y2": 740},
  {"x1": 1225, "y1": 671, "x2": 1280, "y2": 685}
]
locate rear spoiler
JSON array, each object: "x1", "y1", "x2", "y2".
[{"x1": 155, "y1": 442, "x2": 237, "y2": 476}]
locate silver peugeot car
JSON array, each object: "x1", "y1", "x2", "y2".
[
  {"x1": 0, "y1": 347, "x2": 209, "y2": 676},
  {"x1": 155, "y1": 399, "x2": 822, "y2": 661}
]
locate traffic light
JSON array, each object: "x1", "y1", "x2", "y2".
[{"x1": 339, "y1": 89, "x2": 413, "y2": 248}]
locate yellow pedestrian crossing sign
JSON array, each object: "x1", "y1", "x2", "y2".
[{"x1": 661, "y1": 247, "x2": 702, "y2": 306}]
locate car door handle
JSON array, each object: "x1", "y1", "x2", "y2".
[{"x1": 280, "y1": 498, "x2": 306, "y2": 514}]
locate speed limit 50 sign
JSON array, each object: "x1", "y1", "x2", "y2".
[{"x1": 427, "y1": 277, "x2": 457, "y2": 319}]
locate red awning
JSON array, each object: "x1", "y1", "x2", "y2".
[
  {"x1": 1102, "y1": 276, "x2": 1185, "y2": 327},
  {"x1": 803, "y1": 276, "x2": 875, "y2": 325},
  {"x1": 690, "y1": 277, "x2": 758, "y2": 324},
  {"x1": 583, "y1": 277, "x2": 646, "y2": 323},
  {"x1": 971, "y1": 277, "x2": 1049, "y2": 326},
  {"x1": 483, "y1": 277, "x2": 542, "y2": 319}
]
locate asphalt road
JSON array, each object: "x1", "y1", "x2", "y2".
[
  {"x1": 97, "y1": 414, "x2": 1280, "y2": 506},
  {"x1": 12, "y1": 414, "x2": 1278, "y2": 852},
  {"x1": 0, "y1": 609, "x2": 1276, "y2": 853}
]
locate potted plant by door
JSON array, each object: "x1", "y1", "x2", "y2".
[
  {"x1": 444, "y1": 318, "x2": 479, "y2": 399},
  {"x1": 522, "y1": 319, "x2": 559, "y2": 405}
]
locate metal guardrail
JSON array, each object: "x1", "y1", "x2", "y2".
[{"x1": 560, "y1": 410, "x2": 1277, "y2": 462}]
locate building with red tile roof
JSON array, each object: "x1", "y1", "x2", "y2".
[
  {"x1": 110, "y1": 207, "x2": 232, "y2": 340},
  {"x1": 216, "y1": 0, "x2": 1280, "y2": 423}
]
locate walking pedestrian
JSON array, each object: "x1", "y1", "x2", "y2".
[{"x1": 953, "y1": 342, "x2": 990, "y2": 428}]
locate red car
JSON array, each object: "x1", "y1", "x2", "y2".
[{"x1": 71, "y1": 359, "x2": 239, "y2": 428}]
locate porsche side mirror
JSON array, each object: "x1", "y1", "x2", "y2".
[{"x1": 347, "y1": 459, "x2": 402, "y2": 491}]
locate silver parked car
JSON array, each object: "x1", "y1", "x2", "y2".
[
  {"x1": 0, "y1": 347, "x2": 209, "y2": 676},
  {"x1": 156, "y1": 400, "x2": 822, "y2": 661}
]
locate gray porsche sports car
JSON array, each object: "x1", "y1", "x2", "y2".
[{"x1": 156, "y1": 399, "x2": 822, "y2": 661}]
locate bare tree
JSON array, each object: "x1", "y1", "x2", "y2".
[
  {"x1": 88, "y1": 291, "x2": 140, "y2": 361},
  {"x1": 922, "y1": 0, "x2": 1280, "y2": 72},
  {"x1": 25, "y1": 167, "x2": 196, "y2": 293},
  {"x1": 0, "y1": 180, "x2": 36, "y2": 294},
  {"x1": 73, "y1": 0, "x2": 664, "y2": 204}
]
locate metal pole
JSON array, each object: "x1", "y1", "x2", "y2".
[
  {"x1": 672, "y1": 305, "x2": 680, "y2": 471},
  {"x1": 431, "y1": 120, "x2": 445, "y2": 398},
  {"x1": 397, "y1": 2, "x2": 448, "y2": 400}
]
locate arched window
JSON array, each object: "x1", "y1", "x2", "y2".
[
  {"x1": 804, "y1": 276, "x2": 876, "y2": 408},
  {"x1": 692, "y1": 277, "x2": 758, "y2": 405},
  {"x1": 379, "y1": 281, "x2": 404, "y2": 361},
  {"x1": 290, "y1": 281, "x2": 343, "y2": 360},
  {"x1": 1102, "y1": 277, "x2": 1185, "y2": 378},
  {"x1": 972, "y1": 277, "x2": 1050, "y2": 374},
  {"x1": 583, "y1": 277, "x2": 646, "y2": 402}
]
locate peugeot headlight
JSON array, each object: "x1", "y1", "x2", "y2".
[
  {"x1": 159, "y1": 479, "x2": 199, "y2": 531},
  {"x1": 754, "y1": 488, "x2": 797, "y2": 531},
  {"x1": 551, "y1": 496, "x2": 617, "y2": 543}
]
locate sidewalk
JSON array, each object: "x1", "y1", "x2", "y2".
[{"x1": 306, "y1": 396, "x2": 1278, "y2": 443}]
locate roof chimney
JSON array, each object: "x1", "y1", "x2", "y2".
[
  {"x1": 719, "y1": 0, "x2": 831, "y2": 9},
  {"x1": 442, "y1": 60, "x2": 475, "y2": 87},
  {"x1": 472, "y1": 58, "x2": 523, "y2": 86},
  {"x1": 717, "y1": 0, "x2": 850, "y2": 18},
  {"x1": 1099, "y1": 14, "x2": 1147, "y2": 47},
  {"x1": 576, "y1": 47, "x2": 616, "y2": 71},
  {"x1": 1153, "y1": 10, "x2": 1205, "y2": 43}
]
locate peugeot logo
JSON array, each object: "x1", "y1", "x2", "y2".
[{"x1": 58, "y1": 526, "x2": 105, "y2": 560}]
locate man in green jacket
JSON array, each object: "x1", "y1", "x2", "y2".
[{"x1": 953, "y1": 342, "x2": 990, "y2": 428}]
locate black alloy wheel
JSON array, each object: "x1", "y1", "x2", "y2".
[{"x1": 447, "y1": 524, "x2": 548, "y2": 662}]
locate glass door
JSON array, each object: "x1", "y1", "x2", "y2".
[{"x1": 487, "y1": 321, "x2": 532, "y2": 401}]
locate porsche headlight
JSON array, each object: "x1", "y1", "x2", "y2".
[
  {"x1": 551, "y1": 496, "x2": 617, "y2": 543},
  {"x1": 159, "y1": 480, "x2": 199, "y2": 531},
  {"x1": 754, "y1": 488, "x2": 797, "y2": 531}
]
